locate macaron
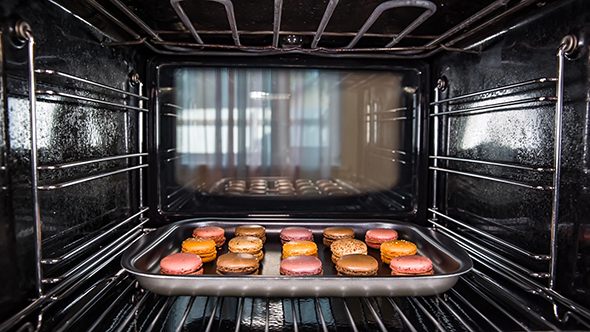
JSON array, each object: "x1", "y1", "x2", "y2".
[
  {"x1": 365, "y1": 228, "x2": 399, "y2": 249},
  {"x1": 380, "y1": 239, "x2": 417, "y2": 264},
  {"x1": 330, "y1": 238, "x2": 368, "y2": 264},
  {"x1": 193, "y1": 226, "x2": 226, "y2": 248},
  {"x1": 282, "y1": 240, "x2": 318, "y2": 259},
  {"x1": 228, "y1": 236, "x2": 264, "y2": 261},
  {"x1": 389, "y1": 255, "x2": 434, "y2": 276},
  {"x1": 323, "y1": 227, "x2": 355, "y2": 246},
  {"x1": 335, "y1": 254, "x2": 379, "y2": 276},
  {"x1": 216, "y1": 252, "x2": 260, "y2": 275},
  {"x1": 181, "y1": 237, "x2": 217, "y2": 263},
  {"x1": 280, "y1": 255, "x2": 323, "y2": 275},
  {"x1": 280, "y1": 227, "x2": 314, "y2": 244},
  {"x1": 160, "y1": 252, "x2": 203, "y2": 275},
  {"x1": 235, "y1": 225, "x2": 267, "y2": 244}
]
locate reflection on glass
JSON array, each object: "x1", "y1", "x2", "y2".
[{"x1": 173, "y1": 67, "x2": 406, "y2": 196}]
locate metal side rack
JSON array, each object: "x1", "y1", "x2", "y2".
[
  {"x1": 0, "y1": 23, "x2": 150, "y2": 332},
  {"x1": 79, "y1": 0, "x2": 543, "y2": 58},
  {"x1": 428, "y1": 37, "x2": 590, "y2": 326}
]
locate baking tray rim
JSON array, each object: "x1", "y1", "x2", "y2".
[{"x1": 121, "y1": 217, "x2": 473, "y2": 281}]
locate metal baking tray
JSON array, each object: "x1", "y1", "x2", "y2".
[{"x1": 121, "y1": 218, "x2": 472, "y2": 297}]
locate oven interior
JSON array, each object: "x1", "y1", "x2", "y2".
[{"x1": 1, "y1": 0, "x2": 590, "y2": 331}]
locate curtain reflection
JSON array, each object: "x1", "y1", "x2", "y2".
[{"x1": 175, "y1": 68, "x2": 341, "y2": 184}]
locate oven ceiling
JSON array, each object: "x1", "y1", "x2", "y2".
[{"x1": 60, "y1": 0, "x2": 555, "y2": 57}]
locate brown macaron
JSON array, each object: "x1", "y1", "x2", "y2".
[
  {"x1": 335, "y1": 254, "x2": 379, "y2": 276},
  {"x1": 228, "y1": 236, "x2": 264, "y2": 261},
  {"x1": 323, "y1": 227, "x2": 355, "y2": 246},
  {"x1": 235, "y1": 225, "x2": 266, "y2": 244},
  {"x1": 215, "y1": 252, "x2": 260, "y2": 275},
  {"x1": 330, "y1": 238, "x2": 368, "y2": 264}
]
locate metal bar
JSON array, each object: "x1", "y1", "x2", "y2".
[
  {"x1": 170, "y1": 0, "x2": 204, "y2": 44},
  {"x1": 370, "y1": 153, "x2": 407, "y2": 165},
  {"x1": 431, "y1": 96, "x2": 557, "y2": 117},
  {"x1": 315, "y1": 299, "x2": 329, "y2": 332},
  {"x1": 365, "y1": 116, "x2": 408, "y2": 122},
  {"x1": 265, "y1": 298, "x2": 270, "y2": 332},
  {"x1": 362, "y1": 298, "x2": 387, "y2": 332},
  {"x1": 428, "y1": 209, "x2": 551, "y2": 260},
  {"x1": 370, "y1": 146, "x2": 407, "y2": 155},
  {"x1": 42, "y1": 219, "x2": 148, "y2": 284},
  {"x1": 175, "y1": 297, "x2": 197, "y2": 332},
  {"x1": 460, "y1": 276, "x2": 532, "y2": 331},
  {"x1": 346, "y1": 0, "x2": 437, "y2": 48},
  {"x1": 433, "y1": 223, "x2": 550, "y2": 278},
  {"x1": 113, "y1": 292, "x2": 150, "y2": 332},
  {"x1": 410, "y1": 297, "x2": 446, "y2": 331},
  {"x1": 35, "y1": 69, "x2": 148, "y2": 100},
  {"x1": 432, "y1": 85, "x2": 440, "y2": 221},
  {"x1": 38, "y1": 164, "x2": 148, "y2": 190},
  {"x1": 429, "y1": 166, "x2": 553, "y2": 190},
  {"x1": 41, "y1": 208, "x2": 148, "y2": 264},
  {"x1": 86, "y1": 281, "x2": 137, "y2": 332},
  {"x1": 138, "y1": 80, "x2": 145, "y2": 212},
  {"x1": 38, "y1": 153, "x2": 148, "y2": 170},
  {"x1": 425, "y1": 0, "x2": 509, "y2": 47},
  {"x1": 311, "y1": 0, "x2": 339, "y2": 48},
  {"x1": 235, "y1": 298, "x2": 244, "y2": 332},
  {"x1": 164, "y1": 102, "x2": 182, "y2": 109},
  {"x1": 36, "y1": 90, "x2": 148, "y2": 112},
  {"x1": 25, "y1": 28, "x2": 43, "y2": 298},
  {"x1": 431, "y1": 78, "x2": 557, "y2": 105},
  {"x1": 272, "y1": 0, "x2": 283, "y2": 47},
  {"x1": 386, "y1": 298, "x2": 417, "y2": 332},
  {"x1": 370, "y1": 107, "x2": 407, "y2": 114},
  {"x1": 205, "y1": 297, "x2": 222, "y2": 332},
  {"x1": 550, "y1": 45, "x2": 566, "y2": 290},
  {"x1": 210, "y1": 0, "x2": 241, "y2": 46},
  {"x1": 144, "y1": 297, "x2": 175, "y2": 332},
  {"x1": 341, "y1": 299, "x2": 360, "y2": 332},
  {"x1": 156, "y1": 29, "x2": 437, "y2": 39},
  {"x1": 53, "y1": 270, "x2": 128, "y2": 332},
  {"x1": 449, "y1": 289, "x2": 503, "y2": 332},
  {"x1": 436, "y1": 295, "x2": 476, "y2": 332},
  {"x1": 291, "y1": 298, "x2": 299, "y2": 332},
  {"x1": 163, "y1": 113, "x2": 178, "y2": 117},
  {"x1": 108, "y1": 0, "x2": 162, "y2": 40},
  {"x1": 429, "y1": 155, "x2": 554, "y2": 172},
  {"x1": 83, "y1": 0, "x2": 142, "y2": 39}
]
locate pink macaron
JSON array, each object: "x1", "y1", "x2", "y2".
[
  {"x1": 280, "y1": 255, "x2": 323, "y2": 275},
  {"x1": 365, "y1": 228, "x2": 398, "y2": 249},
  {"x1": 389, "y1": 255, "x2": 434, "y2": 276},
  {"x1": 193, "y1": 226, "x2": 226, "y2": 248},
  {"x1": 160, "y1": 252, "x2": 203, "y2": 275},
  {"x1": 280, "y1": 227, "x2": 314, "y2": 244}
]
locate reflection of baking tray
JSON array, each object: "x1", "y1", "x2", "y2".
[
  {"x1": 208, "y1": 177, "x2": 361, "y2": 198},
  {"x1": 121, "y1": 218, "x2": 472, "y2": 297}
]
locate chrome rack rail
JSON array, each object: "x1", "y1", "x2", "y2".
[
  {"x1": 429, "y1": 37, "x2": 590, "y2": 324},
  {"x1": 88, "y1": 0, "x2": 538, "y2": 57},
  {"x1": 0, "y1": 22, "x2": 151, "y2": 332}
]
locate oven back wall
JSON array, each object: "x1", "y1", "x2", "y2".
[
  {"x1": 431, "y1": 0, "x2": 590, "y2": 307},
  {"x1": 0, "y1": 0, "x2": 140, "y2": 321}
]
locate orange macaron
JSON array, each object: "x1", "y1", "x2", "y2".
[
  {"x1": 181, "y1": 237, "x2": 217, "y2": 263},
  {"x1": 282, "y1": 240, "x2": 318, "y2": 259},
  {"x1": 380, "y1": 239, "x2": 417, "y2": 264}
]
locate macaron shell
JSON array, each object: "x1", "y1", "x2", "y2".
[
  {"x1": 193, "y1": 226, "x2": 226, "y2": 247},
  {"x1": 380, "y1": 240, "x2": 417, "y2": 264},
  {"x1": 280, "y1": 227, "x2": 314, "y2": 243},
  {"x1": 160, "y1": 252, "x2": 203, "y2": 275},
  {"x1": 280, "y1": 255, "x2": 323, "y2": 275},
  {"x1": 216, "y1": 253, "x2": 260, "y2": 275},
  {"x1": 235, "y1": 225, "x2": 267, "y2": 244},
  {"x1": 365, "y1": 228, "x2": 398, "y2": 249},
  {"x1": 335, "y1": 254, "x2": 379, "y2": 276},
  {"x1": 389, "y1": 255, "x2": 434, "y2": 274},
  {"x1": 282, "y1": 240, "x2": 318, "y2": 259}
]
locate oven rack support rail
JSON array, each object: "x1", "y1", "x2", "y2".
[
  {"x1": 428, "y1": 36, "x2": 590, "y2": 324},
  {"x1": 81, "y1": 0, "x2": 541, "y2": 58},
  {"x1": 0, "y1": 21, "x2": 151, "y2": 332}
]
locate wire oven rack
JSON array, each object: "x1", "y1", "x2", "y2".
[
  {"x1": 82, "y1": 0, "x2": 542, "y2": 58},
  {"x1": 428, "y1": 37, "x2": 590, "y2": 325}
]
